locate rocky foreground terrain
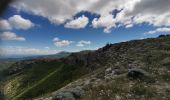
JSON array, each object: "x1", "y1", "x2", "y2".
[{"x1": 1, "y1": 35, "x2": 170, "y2": 100}]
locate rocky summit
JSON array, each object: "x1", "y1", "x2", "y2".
[{"x1": 1, "y1": 35, "x2": 170, "y2": 100}]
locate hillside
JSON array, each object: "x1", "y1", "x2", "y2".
[
  {"x1": 41, "y1": 52, "x2": 70, "y2": 59},
  {"x1": 0, "y1": 51, "x2": 71, "y2": 61},
  {"x1": 1, "y1": 35, "x2": 170, "y2": 100}
]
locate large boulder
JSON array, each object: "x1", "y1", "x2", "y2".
[
  {"x1": 127, "y1": 68, "x2": 148, "y2": 79},
  {"x1": 52, "y1": 87, "x2": 84, "y2": 100},
  {"x1": 52, "y1": 92, "x2": 75, "y2": 100}
]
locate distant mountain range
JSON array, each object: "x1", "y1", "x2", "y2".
[
  {"x1": 1, "y1": 34, "x2": 170, "y2": 100},
  {"x1": 0, "y1": 51, "x2": 71, "y2": 61}
]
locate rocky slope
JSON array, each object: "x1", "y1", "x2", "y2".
[{"x1": 1, "y1": 35, "x2": 170, "y2": 100}]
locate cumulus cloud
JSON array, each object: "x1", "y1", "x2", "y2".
[
  {"x1": 53, "y1": 37, "x2": 73, "y2": 47},
  {"x1": 92, "y1": 14, "x2": 116, "y2": 33},
  {"x1": 76, "y1": 40, "x2": 91, "y2": 47},
  {"x1": 8, "y1": 15, "x2": 35, "y2": 30},
  {"x1": 11, "y1": 0, "x2": 170, "y2": 33},
  {"x1": 125, "y1": 24, "x2": 133, "y2": 28},
  {"x1": 0, "y1": 46, "x2": 58, "y2": 56},
  {"x1": 11, "y1": 0, "x2": 120, "y2": 26},
  {"x1": 0, "y1": 15, "x2": 34, "y2": 30},
  {"x1": 0, "y1": 19, "x2": 11, "y2": 30},
  {"x1": 64, "y1": 15, "x2": 89, "y2": 29},
  {"x1": 144, "y1": 27, "x2": 170, "y2": 34},
  {"x1": 0, "y1": 32, "x2": 25, "y2": 41},
  {"x1": 121, "y1": 0, "x2": 170, "y2": 27}
]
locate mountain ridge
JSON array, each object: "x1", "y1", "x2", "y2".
[{"x1": 1, "y1": 34, "x2": 170, "y2": 100}]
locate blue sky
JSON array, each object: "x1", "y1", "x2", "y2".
[{"x1": 0, "y1": 0, "x2": 170, "y2": 57}]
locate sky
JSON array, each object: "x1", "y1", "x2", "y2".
[{"x1": 0, "y1": 0, "x2": 170, "y2": 57}]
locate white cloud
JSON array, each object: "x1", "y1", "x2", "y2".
[
  {"x1": 121, "y1": 0, "x2": 170, "y2": 27},
  {"x1": 92, "y1": 14, "x2": 116, "y2": 33},
  {"x1": 76, "y1": 40, "x2": 91, "y2": 47},
  {"x1": 0, "y1": 32, "x2": 25, "y2": 41},
  {"x1": 10, "y1": 0, "x2": 122, "y2": 25},
  {"x1": 64, "y1": 15, "x2": 89, "y2": 29},
  {"x1": 125, "y1": 24, "x2": 133, "y2": 28},
  {"x1": 0, "y1": 19, "x2": 11, "y2": 30},
  {"x1": 8, "y1": 15, "x2": 34, "y2": 30},
  {"x1": 0, "y1": 15, "x2": 34, "y2": 30},
  {"x1": 0, "y1": 46, "x2": 58, "y2": 56},
  {"x1": 144, "y1": 27, "x2": 170, "y2": 34},
  {"x1": 11, "y1": 0, "x2": 170, "y2": 33},
  {"x1": 53, "y1": 37, "x2": 60, "y2": 41},
  {"x1": 53, "y1": 37, "x2": 73, "y2": 47}
]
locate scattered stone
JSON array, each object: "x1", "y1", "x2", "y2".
[
  {"x1": 105, "y1": 67, "x2": 112, "y2": 74},
  {"x1": 115, "y1": 95, "x2": 121, "y2": 100},
  {"x1": 52, "y1": 92, "x2": 75, "y2": 100},
  {"x1": 104, "y1": 67, "x2": 122, "y2": 80},
  {"x1": 84, "y1": 79, "x2": 90, "y2": 86},
  {"x1": 67, "y1": 87, "x2": 85, "y2": 99}
]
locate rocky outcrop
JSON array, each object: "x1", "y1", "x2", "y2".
[
  {"x1": 37, "y1": 87, "x2": 85, "y2": 100},
  {"x1": 52, "y1": 87, "x2": 85, "y2": 100}
]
